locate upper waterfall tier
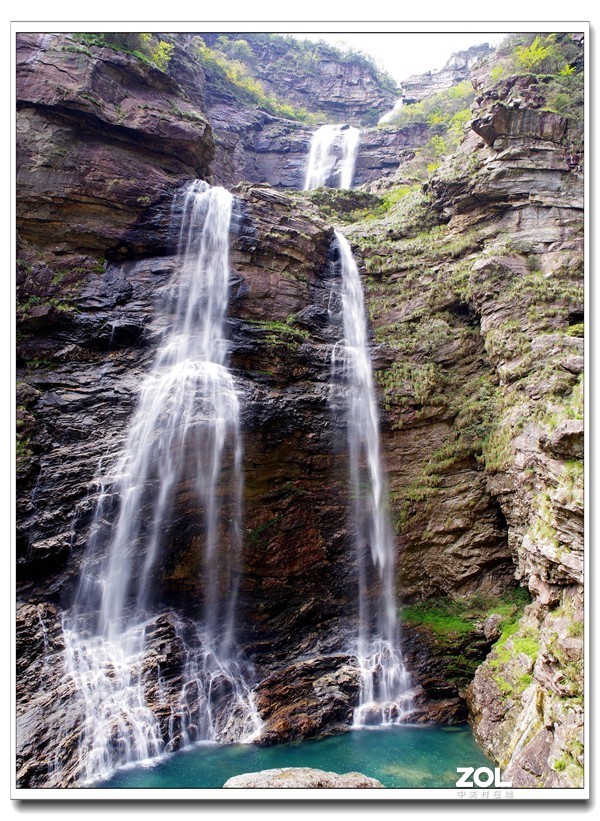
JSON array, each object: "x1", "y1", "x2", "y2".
[{"x1": 304, "y1": 124, "x2": 360, "y2": 190}]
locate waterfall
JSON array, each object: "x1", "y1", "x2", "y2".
[
  {"x1": 304, "y1": 124, "x2": 360, "y2": 190},
  {"x1": 331, "y1": 231, "x2": 413, "y2": 726},
  {"x1": 60, "y1": 181, "x2": 261, "y2": 785},
  {"x1": 378, "y1": 98, "x2": 404, "y2": 125}
]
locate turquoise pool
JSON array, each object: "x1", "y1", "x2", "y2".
[{"x1": 97, "y1": 724, "x2": 492, "y2": 789}]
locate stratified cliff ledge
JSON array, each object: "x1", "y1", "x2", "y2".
[
  {"x1": 323, "y1": 36, "x2": 582, "y2": 787},
  {"x1": 16, "y1": 31, "x2": 584, "y2": 789}
]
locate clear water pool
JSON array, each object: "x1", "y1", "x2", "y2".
[{"x1": 97, "y1": 724, "x2": 492, "y2": 790}]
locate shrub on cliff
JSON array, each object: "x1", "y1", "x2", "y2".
[
  {"x1": 491, "y1": 33, "x2": 584, "y2": 121},
  {"x1": 76, "y1": 32, "x2": 174, "y2": 71},
  {"x1": 513, "y1": 34, "x2": 561, "y2": 73},
  {"x1": 498, "y1": 32, "x2": 581, "y2": 76}
]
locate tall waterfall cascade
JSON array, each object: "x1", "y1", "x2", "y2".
[
  {"x1": 304, "y1": 123, "x2": 360, "y2": 190},
  {"x1": 331, "y1": 231, "x2": 413, "y2": 726},
  {"x1": 60, "y1": 181, "x2": 261, "y2": 785}
]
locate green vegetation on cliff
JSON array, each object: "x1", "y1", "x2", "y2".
[
  {"x1": 379, "y1": 80, "x2": 475, "y2": 131},
  {"x1": 210, "y1": 32, "x2": 398, "y2": 94},
  {"x1": 191, "y1": 36, "x2": 318, "y2": 122},
  {"x1": 379, "y1": 80, "x2": 475, "y2": 177},
  {"x1": 402, "y1": 588, "x2": 530, "y2": 639},
  {"x1": 492, "y1": 33, "x2": 584, "y2": 121},
  {"x1": 306, "y1": 186, "x2": 420, "y2": 225},
  {"x1": 76, "y1": 33, "x2": 174, "y2": 71},
  {"x1": 197, "y1": 32, "x2": 398, "y2": 125}
]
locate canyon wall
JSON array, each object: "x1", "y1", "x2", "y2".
[
  {"x1": 327, "y1": 40, "x2": 583, "y2": 786},
  {"x1": 15, "y1": 31, "x2": 584, "y2": 789}
]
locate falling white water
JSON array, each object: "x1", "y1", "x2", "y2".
[
  {"x1": 378, "y1": 98, "x2": 404, "y2": 125},
  {"x1": 60, "y1": 181, "x2": 261, "y2": 785},
  {"x1": 331, "y1": 230, "x2": 413, "y2": 726},
  {"x1": 304, "y1": 124, "x2": 360, "y2": 190}
]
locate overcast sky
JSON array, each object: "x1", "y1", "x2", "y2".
[{"x1": 289, "y1": 32, "x2": 506, "y2": 85}]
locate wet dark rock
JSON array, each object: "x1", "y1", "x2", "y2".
[
  {"x1": 212, "y1": 117, "x2": 435, "y2": 190},
  {"x1": 400, "y1": 622, "x2": 495, "y2": 724},
  {"x1": 16, "y1": 602, "x2": 83, "y2": 788},
  {"x1": 254, "y1": 656, "x2": 361, "y2": 744}
]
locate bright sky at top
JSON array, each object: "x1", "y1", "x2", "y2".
[{"x1": 288, "y1": 32, "x2": 506, "y2": 85}]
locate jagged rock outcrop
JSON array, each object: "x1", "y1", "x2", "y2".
[
  {"x1": 16, "y1": 33, "x2": 213, "y2": 258},
  {"x1": 253, "y1": 655, "x2": 360, "y2": 744},
  {"x1": 435, "y1": 56, "x2": 584, "y2": 788},
  {"x1": 401, "y1": 43, "x2": 494, "y2": 103},
  {"x1": 223, "y1": 767, "x2": 383, "y2": 788}
]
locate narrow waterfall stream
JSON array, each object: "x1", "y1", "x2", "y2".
[
  {"x1": 303, "y1": 117, "x2": 413, "y2": 724},
  {"x1": 331, "y1": 233, "x2": 413, "y2": 726},
  {"x1": 60, "y1": 181, "x2": 261, "y2": 785},
  {"x1": 304, "y1": 124, "x2": 360, "y2": 190}
]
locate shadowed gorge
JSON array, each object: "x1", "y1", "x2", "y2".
[{"x1": 15, "y1": 30, "x2": 584, "y2": 791}]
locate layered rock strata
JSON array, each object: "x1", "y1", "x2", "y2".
[
  {"x1": 310, "y1": 40, "x2": 583, "y2": 787},
  {"x1": 199, "y1": 32, "x2": 398, "y2": 125}
]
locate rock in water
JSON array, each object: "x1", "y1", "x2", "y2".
[{"x1": 223, "y1": 767, "x2": 383, "y2": 788}]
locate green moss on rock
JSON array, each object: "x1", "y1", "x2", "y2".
[{"x1": 402, "y1": 587, "x2": 530, "y2": 640}]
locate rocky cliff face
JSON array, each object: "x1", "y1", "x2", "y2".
[
  {"x1": 199, "y1": 32, "x2": 398, "y2": 126},
  {"x1": 15, "y1": 31, "x2": 584, "y2": 790},
  {"x1": 16, "y1": 34, "x2": 377, "y2": 785},
  {"x1": 16, "y1": 172, "x2": 357, "y2": 783},
  {"x1": 155, "y1": 34, "x2": 421, "y2": 192},
  {"x1": 207, "y1": 116, "x2": 431, "y2": 191},
  {"x1": 401, "y1": 43, "x2": 494, "y2": 103},
  {"x1": 460, "y1": 66, "x2": 584, "y2": 788},
  {"x1": 307, "y1": 36, "x2": 583, "y2": 786},
  {"x1": 16, "y1": 34, "x2": 213, "y2": 257}
]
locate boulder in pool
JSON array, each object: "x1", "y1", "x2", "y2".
[{"x1": 223, "y1": 767, "x2": 383, "y2": 788}]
